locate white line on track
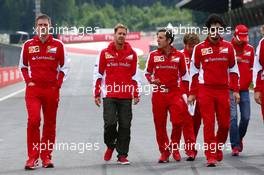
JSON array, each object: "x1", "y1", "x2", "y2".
[{"x1": 0, "y1": 88, "x2": 25, "y2": 102}]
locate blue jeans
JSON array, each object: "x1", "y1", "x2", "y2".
[{"x1": 229, "y1": 90, "x2": 251, "y2": 149}]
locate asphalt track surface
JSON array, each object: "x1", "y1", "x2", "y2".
[{"x1": 0, "y1": 53, "x2": 264, "y2": 175}]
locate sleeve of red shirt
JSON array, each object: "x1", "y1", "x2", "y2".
[
  {"x1": 57, "y1": 43, "x2": 69, "y2": 88},
  {"x1": 254, "y1": 39, "x2": 264, "y2": 92},
  {"x1": 93, "y1": 51, "x2": 106, "y2": 97},
  {"x1": 229, "y1": 46, "x2": 239, "y2": 92},
  {"x1": 249, "y1": 46, "x2": 255, "y2": 84},
  {"x1": 189, "y1": 45, "x2": 200, "y2": 96},
  {"x1": 131, "y1": 51, "x2": 141, "y2": 98},
  {"x1": 179, "y1": 53, "x2": 189, "y2": 95},
  {"x1": 145, "y1": 53, "x2": 154, "y2": 83},
  {"x1": 19, "y1": 42, "x2": 32, "y2": 85}
]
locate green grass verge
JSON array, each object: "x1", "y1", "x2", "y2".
[{"x1": 138, "y1": 55, "x2": 147, "y2": 70}]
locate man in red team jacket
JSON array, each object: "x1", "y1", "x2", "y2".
[
  {"x1": 180, "y1": 33, "x2": 201, "y2": 161},
  {"x1": 188, "y1": 14, "x2": 240, "y2": 167},
  {"x1": 93, "y1": 24, "x2": 140, "y2": 165},
  {"x1": 145, "y1": 28, "x2": 190, "y2": 163},
  {"x1": 19, "y1": 14, "x2": 69, "y2": 170},
  {"x1": 229, "y1": 24, "x2": 254, "y2": 156},
  {"x1": 253, "y1": 33, "x2": 264, "y2": 121}
]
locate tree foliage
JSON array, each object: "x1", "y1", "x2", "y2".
[{"x1": 0, "y1": 0, "x2": 193, "y2": 33}]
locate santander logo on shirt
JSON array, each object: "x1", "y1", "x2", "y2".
[
  {"x1": 204, "y1": 57, "x2": 228, "y2": 63},
  {"x1": 31, "y1": 56, "x2": 56, "y2": 61}
]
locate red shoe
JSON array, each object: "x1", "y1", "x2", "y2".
[
  {"x1": 216, "y1": 150, "x2": 223, "y2": 162},
  {"x1": 158, "y1": 151, "x2": 170, "y2": 163},
  {"x1": 42, "y1": 156, "x2": 54, "y2": 168},
  {"x1": 186, "y1": 151, "x2": 197, "y2": 161},
  {"x1": 207, "y1": 158, "x2": 217, "y2": 167},
  {"x1": 239, "y1": 139, "x2": 243, "y2": 152},
  {"x1": 117, "y1": 156, "x2": 130, "y2": 165},
  {"x1": 172, "y1": 151, "x2": 181, "y2": 161},
  {"x1": 24, "y1": 158, "x2": 39, "y2": 170},
  {"x1": 104, "y1": 147, "x2": 114, "y2": 161},
  {"x1": 232, "y1": 147, "x2": 240, "y2": 156}
]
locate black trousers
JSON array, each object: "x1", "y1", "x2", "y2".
[{"x1": 103, "y1": 98, "x2": 132, "y2": 157}]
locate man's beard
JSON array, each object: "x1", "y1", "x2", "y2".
[
  {"x1": 117, "y1": 39, "x2": 124, "y2": 45},
  {"x1": 211, "y1": 35, "x2": 219, "y2": 40}
]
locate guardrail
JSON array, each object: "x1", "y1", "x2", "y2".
[
  {"x1": 0, "y1": 67, "x2": 22, "y2": 88},
  {"x1": 0, "y1": 43, "x2": 22, "y2": 88}
]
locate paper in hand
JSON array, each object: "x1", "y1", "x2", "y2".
[
  {"x1": 188, "y1": 100, "x2": 196, "y2": 116},
  {"x1": 182, "y1": 94, "x2": 196, "y2": 116}
]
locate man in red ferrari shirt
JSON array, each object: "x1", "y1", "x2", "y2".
[
  {"x1": 229, "y1": 24, "x2": 254, "y2": 156},
  {"x1": 145, "y1": 28, "x2": 189, "y2": 163},
  {"x1": 19, "y1": 14, "x2": 69, "y2": 170},
  {"x1": 180, "y1": 33, "x2": 201, "y2": 161},
  {"x1": 188, "y1": 14, "x2": 240, "y2": 167},
  {"x1": 253, "y1": 33, "x2": 264, "y2": 121},
  {"x1": 93, "y1": 24, "x2": 140, "y2": 165}
]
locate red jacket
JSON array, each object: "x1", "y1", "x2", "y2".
[
  {"x1": 231, "y1": 38, "x2": 254, "y2": 91},
  {"x1": 93, "y1": 42, "x2": 140, "y2": 99},
  {"x1": 145, "y1": 46, "x2": 189, "y2": 94},
  {"x1": 190, "y1": 37, "x2": 239, "y2": 95},
  {"x1": 180, "y1": 47, "x2": 193, "y2": 95},
  {"x1": 254, "y1": 38, "x2": 264, "y2": 92},
  {"x1": 181, "y1": 47, "x2": 191, "y2": 71},
  {"x1": 19, "y1": 35, "x2": 69, "y2": 88}
]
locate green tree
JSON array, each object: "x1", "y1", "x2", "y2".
[
  {"x1": 0, "y1": 0, "x2": 34, "y2": 32},
  {"x1": 41, "y1": 0, "x2": 78, "y2": 26}
]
